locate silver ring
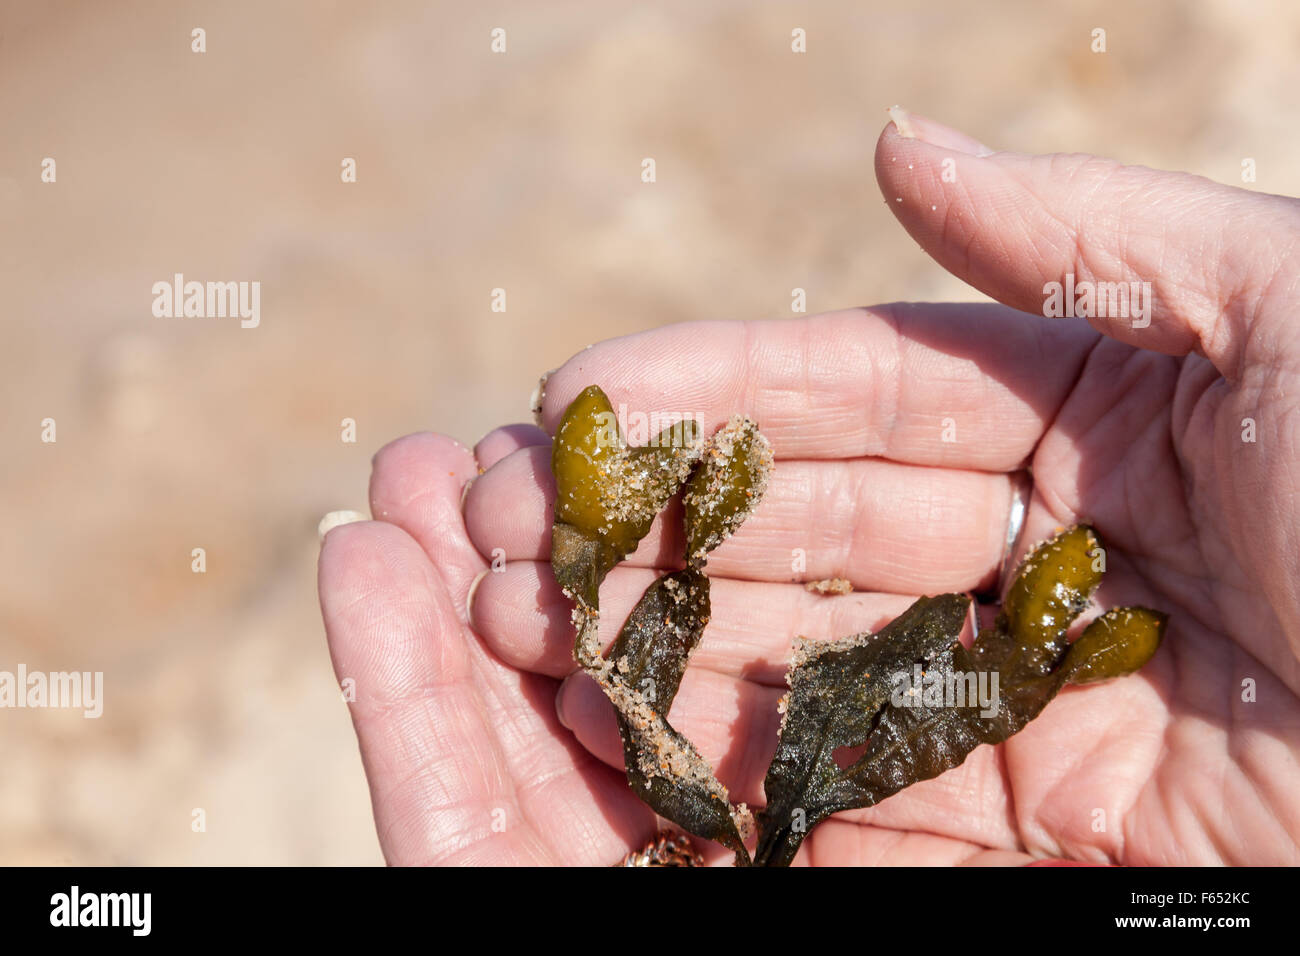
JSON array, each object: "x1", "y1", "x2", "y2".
[{"x1": 996, "y1": 470, "x2": 1033, "y2": 595}]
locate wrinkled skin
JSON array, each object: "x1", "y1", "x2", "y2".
[{"x1": 318, "y1": 112, "x2": 1300, "y2": 865}]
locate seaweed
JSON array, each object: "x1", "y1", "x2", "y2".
[
  {"x1": 551, "y1": 389, "x2": 771, "y2": 864},
  {"x1": 754, "y1": 526, "x2": 1165, "y2": 866},
  {"x1": 550, "y1": 385, "x2": 702, "y2": 668},
  {"x1": 548, "y1": 386, "x2": 1166, "y2": 866}
]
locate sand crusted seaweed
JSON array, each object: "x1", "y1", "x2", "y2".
[
  {"x1": 550, "y1": 388, "x2": 774, "y2": 865},
  {"x1": 550, "y1": 386, "x2": 703, "y2": 668},
  {"x1": 595, "y1": 562, "x2": 756, "y2": 863},
  {"x1": 805, "y1": 577, "x2": 854, "y2": 595},
  {"x1": 683, "y1": 415, "x2": 773, "y2": 566},
  {"x1": 550, "y1": 387, "x2": 1167, "y2": 867},
  {"x1": 754, "y1": 526, "x2": 1166, "y2": 867}
]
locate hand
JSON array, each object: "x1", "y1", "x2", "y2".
[{"x1": 319, "y1": 110, "x2": 1300, "y2": 865}]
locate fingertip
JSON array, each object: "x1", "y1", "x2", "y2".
[
  {"x1": 463, "y1": 443, "x2": 555, "y2": 565},
  {"x1": 533, "y1": 340, "x2": 659, "y2": 436},
  {"x1": 533, "y1": 358, "x2": 586, "y2": 435},
  {"x1": 319, "y1": 517, "x2": 382, "y2": 591},
  {"x1": 318, "y1": 518, "x2": 474, "y2": 713},
  {"x1": 553, "y1": 676, "x2": 573, "y2": 731},
  {"x1": 555, "y1": 670, "x2": 623, "y2": 767},
  {"x1": 876, "y1": 116, "x2": 1279, "y2": 371},
  {"x1": 318, "y1": 518, "x2": 423, "y2": 605},
  {"x1": 318, "y1": 519, "x2": 428, "y2": 661},
  {"x1": 317, "y1": 509, "x2": 368, "y2": 542},
  {"x1": 473, "y1": 423, "x2": 550, "y2": 471},
  {"x1": 464, "y1": 566, "x2": 490, "y2": 627},
  {"x1": 370, "y1": 432, "x2": 478, "y2": 510},
  {"x1": 880, "y1": 106, "x2": 996, "y2": 156},
  {"x1": 368, "y1": 431, "x2": 486, "y2": 602}
]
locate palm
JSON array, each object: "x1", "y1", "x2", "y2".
[{"x1": 987, "y1": 340, "x2": 1300, "y2": 867}]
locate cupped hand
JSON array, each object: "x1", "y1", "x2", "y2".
[{"x1": 319, "y1": 111, "x2": 1300, "y2": 865}]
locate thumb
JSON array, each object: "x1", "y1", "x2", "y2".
[{"x1": 875, "y1": 106, "x2": 1300, "y2": 381}]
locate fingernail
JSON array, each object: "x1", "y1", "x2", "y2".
[
  {"x1": 531, "y1": 368, "x2": 558, "y2": 427},
  {"x1": 317, "y1": 509, "x2": 368, "y2": 541},
  {"x1": 887, "y1": 105, "x2": 995, "y2": 156},
  {"x1": 464, "y1": 567, "x2": 490, "y2": 623},
  {"x1": 554, "y1": 673, "x2": 575, "y2": 731}
]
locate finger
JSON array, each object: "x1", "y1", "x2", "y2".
[
  {"x1": 470, "y1": 558, "x2": 918, "y2": 682},
  {"x1": 535, "y1": 304, "x2": 1097, "y2": 468},
  {"x1": 474, "y1": 423, "x2": 550, "y2": 471},
  {"x1": 319, "y1": 520, "x2": 656, "y2": 865},
  {"x1": 806, "y1": 820, "x2": 1031, "y2": 866},
  {"x1": 319, "y1": 520, "x2": 503, "y2": 863},
  {"x1": 465, "y1": 444, "x2": 1012, "y2": 594},
  {"x1": 557, "y1": 660, "x2": 1019, "y2": 851},
  {"x1": 557, "y1": 666, "x2": 781, "y2": 810},
  {"x1": 875, "y1": 107, "x2": 1300, "y2": 380},
  {"x1": 344, "y1": 431, "x2": 657, "y2": 864},
  {"x1": 368, "y1": 432, "x2": 486, "y2": 610}
]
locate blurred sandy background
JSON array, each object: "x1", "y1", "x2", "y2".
[{"x1": 2, "y1": 0, "x2": 1298, "y2": 864}]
